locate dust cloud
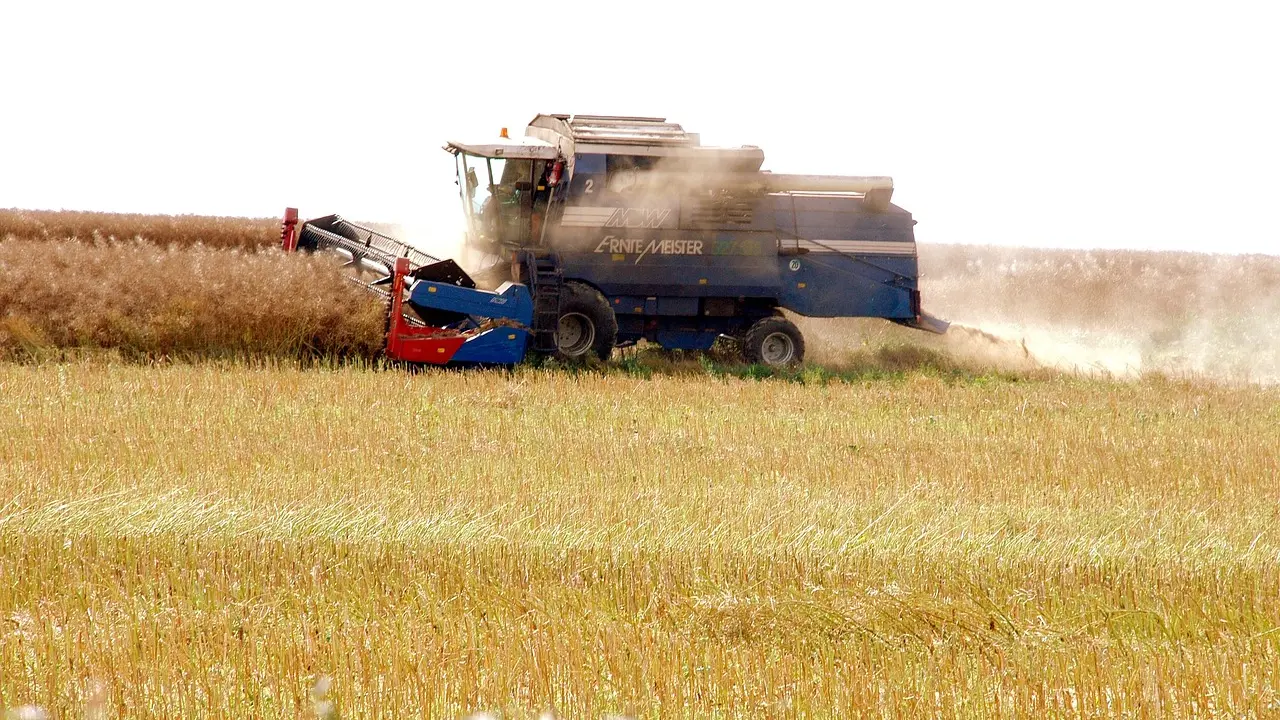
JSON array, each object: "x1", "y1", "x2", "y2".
[
  {"x1": 919, "y1": 244, "x2": 1280, "y2": 384},
  {"x1": 367, "y1": 217, "x2": 467, "y2": 269}
]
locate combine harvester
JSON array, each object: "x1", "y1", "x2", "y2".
[{"x1": 282, "y1": 114, "x2": 948, "y2": 366}]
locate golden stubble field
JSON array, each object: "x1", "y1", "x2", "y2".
[
  {"x1": 1, "y1": 209, "x2": 1279, "y2": 717},
  {"x1": 2, "y1": 363, "x2": 1278, "y2": 717}
]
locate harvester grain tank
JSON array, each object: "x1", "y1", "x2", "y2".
[{"x1": 283, "y1": 114, "x2": 948, "y2": 366}]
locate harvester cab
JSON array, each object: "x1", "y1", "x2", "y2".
[
  {"x1": 283, "y1": 113, "x2": 950, "y2": 367},
  {"x1": 445, "y1": 132, "x2": 561, "y2": 260}
]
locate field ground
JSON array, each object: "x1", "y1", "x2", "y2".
[
  {"x1": 2, "y1": 361, "x2": 1278, "y2": 717},
  {"x1": 3, "y1": 208, "x2": 1279, "y2": 716}
]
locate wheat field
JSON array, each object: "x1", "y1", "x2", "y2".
[
  {"x1": 1, "y1": 210, "x2": 1279, "y2": 717},
  {"x1": 0, "y1": 209, "x2": 277, "y2": 251}
]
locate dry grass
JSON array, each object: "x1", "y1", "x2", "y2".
[
  {"x1": 0, "y1": 209, "x2": 278, "y2": 251},
  {"x1": 0, "y1": 363, "x2": 1277, "y2": 717},
  {"x1": 0, "y1": 238, "x2": 385, "y2": 361}
]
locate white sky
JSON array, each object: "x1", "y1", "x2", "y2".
[{"x1": 2, "y1": 0, "x2": 1276, "y2": 254}]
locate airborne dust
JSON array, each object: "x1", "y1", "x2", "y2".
[{"x1": 918, "y1": 244, "x2": 1280, "y2": 384}]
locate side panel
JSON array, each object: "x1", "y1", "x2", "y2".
[
  {"x1": 407, "y1": 280, "x2": 534, "y2": 325},
  {"x1": 558, "y1": 240, "x2": 779, "y2": 298},
  {"x1": 547, "y1": 158, "x2": 927, "y2": 333},
  {"x1": 551, "y1": 152, "x2": 782, "y2": 298},
  {"x1": 451, "y1": 327, "x2": 531, "y2": 364},
  {"x1": 779, "y1": 254, "x2": 917, "y2": 318},
  {"x1": 772, "y1": 193, "x2": 918, "y2": 255},
  {"x1": 566, "y1": 153, "x2": 606, "y2": 201},
  {"x1": 772, "y1": 193, "x2": 921, "y2": 319}
]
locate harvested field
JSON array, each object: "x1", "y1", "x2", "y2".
[{"x1": 1, "y1": 363, "x2": 1277, "y2": 717}]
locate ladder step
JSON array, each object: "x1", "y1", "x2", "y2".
[{"x1": 526, "y1": 252, "x2": 564, "y2": 353}]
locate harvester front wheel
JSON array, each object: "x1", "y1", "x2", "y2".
[
  {"x1": 556, "y1": 282, "x2": 617, "y2": 362},
  {"x1": 742, "y1": 316, "x2": 805, "y2": 367}
]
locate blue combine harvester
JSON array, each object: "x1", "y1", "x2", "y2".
[{"x1": 283, "y1": 114, "x2": 948, "y2": 366}]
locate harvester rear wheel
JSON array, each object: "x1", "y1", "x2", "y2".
[
  {"x1": 742, "y1": 316, "x2": 805, "y2": 367},
  {"x1": 556, "y1": 282, "x2": 617, "y2": 362}
]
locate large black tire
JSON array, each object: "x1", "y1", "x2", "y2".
[
  {"x1": 556, "y1": 282, "x2": 617, "y2": 362},
  {"x1": 742, "y1": 316, "x2": 805, "y2": 366}
]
